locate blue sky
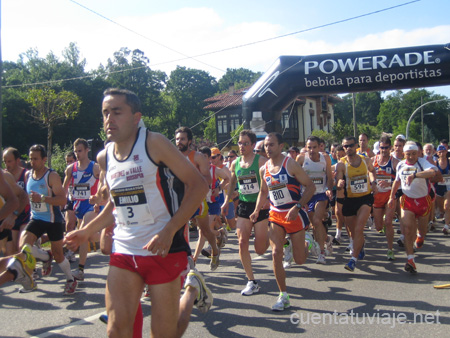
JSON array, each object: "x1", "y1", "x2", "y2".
[{"x1": 2, "y1": 0, "x2": 450, "y2": 96}]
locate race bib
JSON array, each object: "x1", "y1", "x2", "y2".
[
  {"x1": 268, "y1": 184, "x2": 292, "y2": 207},
  {"x1": 350, "y1": 175, "x2": 368, "y2": 194},
  {"x1": 312, "y1": 177, "x2": 324, "y2": 186},
  {"x1": 238, "y1": 174, "x2": 259, "y2": 195},
  {"x1": 73, "y1": 183, "x2": 91, "y2": 200},
  {"x1": 111, "y1": 185, "x2": 154, "y2": 226},
  {"x1": 31, "y1": 201, "x2": 48, "y2": 213},
  {"x1": 438, "y1": 174, "x2": 450, "y2": 186}
]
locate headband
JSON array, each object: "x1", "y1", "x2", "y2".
[{"x1": 404, "y1": 144, "x2": 419, "y2": 152}]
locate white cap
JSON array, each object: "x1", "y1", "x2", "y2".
[
  {"x1": 396, "y1": 134, "x2": 406, "y2": 141},
  {"x1": 373, "y1": 141, "x2": 380, "y2": 154}
]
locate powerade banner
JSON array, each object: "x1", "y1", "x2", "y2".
[{"x1": 243, "y1": 43, "x2": 450, "y2": 122}]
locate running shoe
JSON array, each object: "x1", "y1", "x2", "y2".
[
  {"x1": 397, "y1": 238, "x2": 404, "y2": 247},
  {"x1": 143, "y1": 285, "x2": 151, "y2": 299},
  {"x1": 72, "y1": 268, "x2": 85, "y2": 281},
  {"x1": 430, "y1": 222, "x2": 436, "y2": 232},
  {"x1": 99, "y1": 314, "x2": 108, "y2": 324},
  {"x1": 387, "y1": 249, "x2": 395, "y2": 261},
  {"x1": 283, "y1": 239, "x2": 293, "y2": 268},
  {"x1": 64, "y1": 250, "x2": 77, "y2": 263},
  {"x1": 216, "y1": 229, "x2": 226, "y2": 248},
  {"x1": 378, "y1": 226, "x2": 386, "y2": 235},
  {"x1": 241, "y1": 280, "x2": 260, "y2": 296},
  {"x1": 332, "y1": 237, "x2": 341, "y2": 246},
  {"x1": 271, "y1": 293, "x2": 290, "y2": 311},
  {"x1": 316, "y1": 253, "x2": 326, "y2": 265},
  {"x1": 443, "y1": 224, "x2": 449, "y2": 235},
  {"x1": 344, "y1": 259, "x2": 356, "y2": 272},
  {"x1": 64, "y1": 279, "x2": 78, "y2": 295},
  {"x1": 358, "y1": 245, "x2": 365, "y2": 260},
  {"x1": 305, "y1": 232, "x2": 320, "y2": 256},
  {"x1": 7, "y1": 244, "x2": 37, "y2": 292},
  {"x1": 210, "y1": 252, "x2": 220, "y2": 271},
  {"x1": 201, "y1": 245, "x2": 212, "y2": 258},
  {"x1": 185, "y1": 269, "x2": 213, "y2": 313},
  {"x1": 415, "y1": 236, "x2": 424, "y2": 250},
  {"x1": 404, "y1": 259, "x2": 417, "y2": 274},
  {"x1": 325, "y1": 235, "x2": 333, "y2": 256},
  {"x1": 41, "y1": 251, "x2": 53, "y2": 277}
]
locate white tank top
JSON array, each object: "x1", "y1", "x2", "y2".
[
  {"x1": 106, "y1": 127, "x2": 183, "y2": 256},
  {"x1": 302, "y1": 152, "x2": 327, "y2": 194}
]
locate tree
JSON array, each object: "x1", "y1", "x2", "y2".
[
  {"x1": 25, "y1": 87, "x2": 82, "y2": 166},
  {"x1": 217, "y1": 68, "x2": 262, "y2": 93},
  {"x1": 165, "y1": 66, "x2": 217, "y2": 133}
]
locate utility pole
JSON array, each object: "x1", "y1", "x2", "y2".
[
  {"x1": 352, "y1": 93, "x2": 356, "y2": 137},
  {"x1": 0, "y1": 0, "x2": 3, "y2": 152}
]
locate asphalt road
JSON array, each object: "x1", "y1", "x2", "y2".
[{"x1": 1, "y1": 220, "x2": 449, "y2": 338}]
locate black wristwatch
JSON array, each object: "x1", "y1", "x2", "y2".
[{"x1": 295, "y1": 203, "x2": 302, "y2": 209}]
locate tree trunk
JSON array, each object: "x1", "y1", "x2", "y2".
[{"x1": 47, "y1": 124, "x2": 53, "y2": 168}]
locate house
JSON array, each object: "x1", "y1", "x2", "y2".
[{"x1": 203, "y1": 84, "x2": 342, "y2": 147}]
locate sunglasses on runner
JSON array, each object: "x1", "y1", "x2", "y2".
[{"x1": 343, "y1": 143, "x2": 355, "y2": 149}]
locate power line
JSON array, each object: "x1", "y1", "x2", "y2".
[
  {"x1": 68, "y1": 0, "x2": 226, "y2": 73},
  {"x1": 2, "y1": 0, "x2": 420, "y2": 89}
]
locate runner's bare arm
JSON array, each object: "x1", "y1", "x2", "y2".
[
  {"x1": 222, "y1": 160, "x2": 237, "y2": 211},
  {"x1": 143, "y1": 132, "x2": 208, "y2": 256},
  {"x1": 288, "y1": 158, "x2": 316, "y2": 207},
  {"x1": 249, "y1": 166, "x2": 269, "y2": 223},
  {"x1": 62, "y1": 163, "x2": 74, "y2": 195},
  {"x1": 195, "y1": 151, "x2": 212, "y2": 186},
  {"x1": 0, "y1": 170, "x2": 19, "y2": 230}
]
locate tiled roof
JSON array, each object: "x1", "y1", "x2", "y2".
[
  {"x1": 203, "y1": 87, "x2": 248, "y2": 110},
  {"x1": 203, "y1": 87, "x2": 340, "y2": 111}
]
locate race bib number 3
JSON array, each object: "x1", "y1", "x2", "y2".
[
  {"x1": 111, "y1": 185, "x2": 154, "y2": 226},
  {"x1": 350, "y1": 175, "x2": 368, "y2": 194}
]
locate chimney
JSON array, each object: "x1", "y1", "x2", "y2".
[{"x1": 228, "y1": 82, "x2": 235, "y2": 96}]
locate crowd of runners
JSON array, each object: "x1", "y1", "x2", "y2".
[{"x1": 0, "y1": 88, "x2": 449, "y2": 337}]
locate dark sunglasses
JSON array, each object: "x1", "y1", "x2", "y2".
[
  {"x1": 211, "y1": 155, "x2": 219, "y2": 159},
  {"x1": 379, "y1": 146, "x2": 390, "y2": 150},
  {"x1": 253, "y1": 149, "x2": 261, "y2": 153},
  {"x1": 343, "y1": 143, "x2": 355, "y2": 149}
]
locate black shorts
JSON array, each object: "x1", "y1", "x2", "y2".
[
  {"x1": 237, "y1": 200, "x2": 269, "y2": 223},
  {"x1": 0, "y1": 228, "x2": 12, "y2": 241},
  {"x1": 342, "y1": 194, "x2": 374, "y2": 217},
  {"x1": 12, "y1": 210, "x2": 31, "y2": 231},
  {"x1": 25, "y1": 219, "x2": 65, "y2": 242},
  {"x1": 330, "y1": 190, "x2": 337, "y2": 207}
]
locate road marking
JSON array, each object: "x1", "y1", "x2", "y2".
[{"x1": 30, "y1": 312, "x2": 106, "y2": 338}]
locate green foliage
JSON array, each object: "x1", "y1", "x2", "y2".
[
  {"x1": 203, "y1": 113, "x2": 217, "y2": 143},
  {"x1": 51, "y1": 143, "x2": 73, "y2": 177},
  {"x1": 331, "y1": 119, "x2": 354, "y2": 142},
  {"x1": 217, "y1": 68, "x2": 262, "y2": 93},
  {"x1": 310, "y1": 129, "x2": 334, "y2": 146},
  {"x1": 333, "y1": 92, "x2": 383, "y2": 126},
  {"x1": 25, "y1": 87, "x2": 82, "y2": 166}
]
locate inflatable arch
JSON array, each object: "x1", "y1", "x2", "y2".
[{"x1": 243, "y1": 43, "x2": 450, "y2": 129}]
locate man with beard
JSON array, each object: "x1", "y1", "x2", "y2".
[{"x1": 175, "y1": 127, "x2": 220, "y2": 270}]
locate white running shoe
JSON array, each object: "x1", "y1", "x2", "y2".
[
  {"x1": 185, "y1": 269, "x2": 213, "y2": 313},
  {"x1": 241, "y1": 280, "x2": 260, "y2": 296},
  {"x1": 305, "y1": 232, "x2": 320, "y2": 256},
  {"x1": 283, "y1": 238, "x2": 293, "y2": 268},
  {"x1": 271, "y1": 293, "x2": 290, "y2": 311},
  {"x1": 316, "y1": 253, "x2": 326, "y2": 264}
]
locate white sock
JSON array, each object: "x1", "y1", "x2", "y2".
[
  {"x1": 58, "y1": 258, "x2": 73, "y2": 281},
  {"x1": 336, "y1": 229, "x2": 341, "y2": 238},
  {"x1": 399, "y1": 234, "x2": 405, "y2": 241},
  {"x1": 31, "y1": 246, "x2": 50, "y2": 262},
  {"x1": 407, "y1": 255, "x2": 415, "y2": 261}
]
